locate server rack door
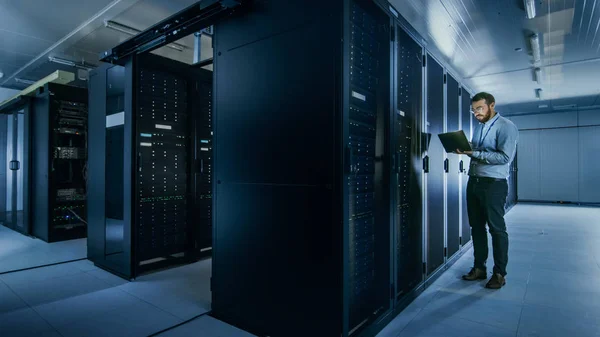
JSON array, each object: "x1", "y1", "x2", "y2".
[
  {"x1": 425, "y1": 55, "x2": 444, "y2": 275},
  {"x1": 87, "y1": 62, "x2": 133, "y2": 279},
  {"x1": 348, "y1": 0, "x2": 391, "y2": 333},
  {"x1": 394, "y1": 25, "x2": 423, "y2": 299},
  {"x1": 460, "y1": 91, "x2": 472, "y2": 245},
  {"x1": 445, "y1": 75, "x2": 460, "y2": 258},
  {"x1": 212, "y1": 1, "x2": 342, "y2": 336},
  {"x1": 135, "y1": 65, "x2": 190, "y2": 264}
]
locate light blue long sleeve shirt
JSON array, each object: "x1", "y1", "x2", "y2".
[{"x1": 468, "y1": 112, "x2": 519, "y2": 179}]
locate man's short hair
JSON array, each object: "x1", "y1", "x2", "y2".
[{"x1": 472, "y1": 92, "x2": 495, "y2": 105}]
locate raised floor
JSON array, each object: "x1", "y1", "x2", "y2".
[{"x1": 1, "y1": 204, "x2": 599, "y2": 337}]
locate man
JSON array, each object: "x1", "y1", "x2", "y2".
[{"x1": 456, "y1": 92, "x2": 519, "y2": 289}]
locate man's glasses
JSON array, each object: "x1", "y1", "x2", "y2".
[{"x1": 471, "y1": 106, "x2": 485, "y2": 114}]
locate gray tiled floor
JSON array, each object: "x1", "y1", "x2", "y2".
[
  {"x1": 0, "y1": 225, "x2": 86, "y2": 274},
  {"x1": 377, "y1": 204, "x2": 600, "y2": 337},
  {"x1": 1, "y1": 204, "x2": 599, "y2": 336},
  {"x1": 0, "y1": 258, "x2": 215, "y2": 337}
]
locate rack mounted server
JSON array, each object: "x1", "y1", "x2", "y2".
[{"x1": 31, "y1": 83, "x2": 88, "y2": 242}]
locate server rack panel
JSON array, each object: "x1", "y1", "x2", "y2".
[
  {"x1": 212, "y1": 0, "x2": 392, "y2": 336},
  {"x1": 460, "y1": 91, "x2": 472, "y2": 245},
  {"x1": 445, "y1": 75, "x2": 460, "y2": 258},
  {"x1": 32, "y1": 83, "x2": 88, "y2": 243},
  {"x1": 425, "y1": 55, "x2": 445, "y2": 275},
  {"x1": 394, "y1": 24, "x2": 423, "y2": 300}
]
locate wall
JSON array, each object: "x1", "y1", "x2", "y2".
[
  {"x1": 506, "y1": 108, "x2": 600, "y2": 204},
  {"x1": 0, "y1": 88, "x2": 18, "y2": 103}
]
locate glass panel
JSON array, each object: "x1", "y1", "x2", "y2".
[{"x1": 105, "y1": 65, "x2": 126, "y2": 269}]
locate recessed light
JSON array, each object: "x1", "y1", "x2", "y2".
[{"x1": 538, "y1": 104, "x2": 548, "y2": 108}]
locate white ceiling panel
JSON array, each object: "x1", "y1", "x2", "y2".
[
  {"x1": 0, "y1": 0, "x2": 115, "y2": 41},
  {"x1": 389, "y1": 0, "x2": 600, "y2": 108}
]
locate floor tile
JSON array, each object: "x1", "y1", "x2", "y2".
[
  {"x1": 517, "y1": 304, "x2": 600, "y2": 337},
  {"x1": 69, "y1": 259, "x2": 100, "y2": 272},
  {"x1": 0, "y1": 263, "x2": 82, "y2": 287},
  {"x1": 156, "y1": 315, "x2": 256, "y2": 337},
  {"x1": 8, "y1": 271, "x2": 112, "y2": 307},
  {"x1": 0, "y1": 307, "x2": 55, "y2": 337},
  {"x1": 32, "y1": 287, "x2": 142, "y2": 328},
  {"x1": 57, "y1": 300, "x2": 183, "y2": 337},
  {"x1": 86, "y1": 269, "x2": 130, "y2": 287},
  {"x1": 0, "y1": 280, "x2": 28, "y2": 313},
  {"x1": 118, "y1": 279, "x2": 211, "y2": 320}
]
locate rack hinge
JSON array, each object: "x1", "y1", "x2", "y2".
[
  {"x1": 444, "y1": 247, "x2": 447, "y2": 257},
  {"x1": 422, "y1": 56, "x2": 426, "y2": 67},
  {"x1": 444, "y1": 74, "x2": 447, "y2": 84}
]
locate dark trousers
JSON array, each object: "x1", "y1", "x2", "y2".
[{"x1": 466, "y1": 177, "x2": 509, "y2": 276}]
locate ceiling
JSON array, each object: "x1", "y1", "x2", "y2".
[
  {"x1": 389, "y1": 0, "x2": 600, "y2": 113},
  {"x1": 0, "y1": 0, "x2": 598, "y2": 114},
  {"x1": 0, "y1": 0, "x2": 212, "y2": 91}
]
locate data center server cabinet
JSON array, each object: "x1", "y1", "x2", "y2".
[
  {"x1": 211, "y1": 0, "x2": 417, "y2": 336},
  {"x1": 87, "y1": 53, "x2": 213, "y2": 279},
  {"x1": 31, "y1": 83, "x2": 88, "y2": 243}
]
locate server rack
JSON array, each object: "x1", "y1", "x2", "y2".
[
  {"x1": 0, "y1": 96, "x2": 32, "y2": 236},
  {"x1": 393, "y1": 24, "x2": 423, "y2": 300},
  {"x1": 460, "y1": 89, "x2": 472, "y2": 245},
  {"x1": 31, "y1": 84, "x2": 88, "y2": 242},
  {"x1": 445, "y1": 74, "x2": 460, "y2": 259},
  {"x1": 424, "y1": 55, "x2": 445, "y2": 276},
  {"x1": 212, "y1": 0, "x2": 392, "y2": 336},
  {"x1": 87, "y1": 53, "x2": 213, "y2": 279}
]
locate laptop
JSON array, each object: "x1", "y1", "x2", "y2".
[{"x1": 437, "y1": 130, "x2": 472, "y2": 153}]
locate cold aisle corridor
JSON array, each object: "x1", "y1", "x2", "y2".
[{"x1": 377, "y1": 204, "x2": 600, "y2": 337}]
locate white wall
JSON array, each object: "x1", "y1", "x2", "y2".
[
  {"x1": 506, "y1": 109, "x2": 600, "y2": 203},
  {"x1": 0, "y1": 88, "x2": 18, "y2": 103}
]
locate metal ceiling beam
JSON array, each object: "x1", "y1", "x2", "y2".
[
  {"x1": 0, "y1": 0, "x2": 145, "y2": 87},
  {"x1": 100, "y1": 0, "x2": 249, "y2": 64}
]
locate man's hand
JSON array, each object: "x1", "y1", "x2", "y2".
[{"x1": 455, "y1": 148, "x2": 473, "y2": 155}]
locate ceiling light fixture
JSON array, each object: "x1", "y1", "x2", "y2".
[
  {"x1": 534, "y1": 67, "x2": 542, "y2": 84},
  {"x1": 48, "y1": 56, "x2": 94, "y2": 71},
  {"x1": 524, "y1": 0, "x2": 536, "y2": 19},
  {"x1": 530, "y1": 33, "x2": 541, "y2": 63},
  {"x1": 104, "y1": 20, "x2": 185, "y2": 52}
]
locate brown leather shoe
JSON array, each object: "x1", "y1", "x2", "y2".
[
  {"x1": 485, "y1": 273, "x2": 506, "y2": 289},
  {"x1": 462, "y1": 267, "x2": 487, "y2": 281}
]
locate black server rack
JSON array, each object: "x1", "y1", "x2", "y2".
[
  {"x1": 394, "y1": 25, "x2": 423, "y2": 300},
  {"x1": 425, "y1": 55, "x2": 445, "y2": 275},
  {"x1": 212, "y1": 0, "x2": 392, "y2": 336},
  {"x1": 445, "y1": 74, "x2": 460, "y2": 258},
  {"x1": 460, "y1": 90, "x2": 472, "y2": 245},
  {"x1": 87, "y1": 53, "x2": 213, "y2": 279},
  {"x1": 31, "y1": 83, "x2": 88, "y2": 242}
]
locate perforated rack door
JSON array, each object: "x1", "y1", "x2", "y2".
[{"x1": 137, "y1": 68, "x2": 189, "y2": 261}]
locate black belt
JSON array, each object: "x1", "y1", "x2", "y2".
[{"x1": 470, "y1": 176, "x2": 505, "y2": 183}]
